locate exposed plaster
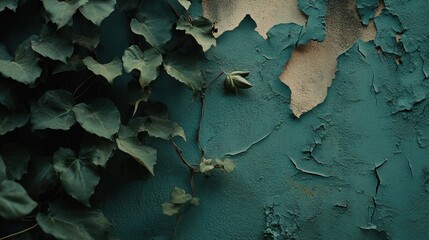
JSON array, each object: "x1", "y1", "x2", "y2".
[
  {"x1": 202, "y1": 0, "x2": 307, "y2": 38},
  {"x1": 280, "y1": 0, "x2": 382, "y2": 118}
]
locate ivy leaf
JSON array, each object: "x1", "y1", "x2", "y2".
[
  {"x1": 37, "y1": 198, "x2": 111, "y2": 240},
  {"x1": 0, "y1": 0, "x2": 19, "y2": 12},
  {"x1": 80, "y1": 134, "x2": 116, "y2": 168},
  {"x1": 53, "y1": 148, "x2": 99, "y2": 206},
  {"x1": 31, "y1": 26, "x2": 74, "y2": 63},
  {"x1": 42, "y1": 0, "x2": 89, "y2": 29},
  {"x1": 161, "y1": 202, "x2": 180, "y2": 216},
  {"x1": 2, "y1": 144, "x2": 30, "y2": 180},
  {"x1": 0, "y1": 106, "x2": 29, "y2": 135},
  {"x1": 130, "y1": 14, "x2": 172, "y2": 49},
  {"x1": 0, "y1": 39, "x2": 42, "y2": 85},
  {"x1": 170, "y1": 187, "x2": 192, "y2": 204},
  {"x1": 0, "y1": 180, "x2": 37, "y2": 220},
  {"x1": 53, "y1": 55, "x2": 85, "y2": 74},
  {"x1": 0, "y1": 78, "x2": 22, "y2": 110},
  {"x1": 122, "y1": 46, "x2": 162, "y2": 88},
  {"x1": 176, "y1": 16, "x2": 216, "y2": 52},
  {"x1": 116, "y1": 0, "x2": 139, "y2": 12},
  {"x1": 164, "y1": 50, "x2": 205, "y2": 92},
  {"x1": 31, "y1": 90, "x2": 76, "y2": 131},
  {"x1": 128, "y1": 117, "x2": 186, "y2": 141},
  {"x1": 74, "y1": 98, "x2": 121, "y2": 140},
  {"x1": 199, "y1": 158, "x2": 214, "y2": 173},
  {"x1": 116, "y1": 137, "x2": 157, "y2": 175},
  {"x1": 79, "y1": 0, "x2": 116, "y2": 26},
  {"x1": 216, "y1": 159, "x2": 235, "y2": 173},
  {"x1": 22, "y1": 157, "x2": 58, "y2": 196},
  {"x1": 82, "y1": 56, "x2": 123, "y2": 83},
  {"x1": 178, "y1": 0, "x2": 191, "y2": 10}
]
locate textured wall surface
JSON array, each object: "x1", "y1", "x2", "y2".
[{"x1": 90, "y1": 0, "x2": 429, "y2": 239}]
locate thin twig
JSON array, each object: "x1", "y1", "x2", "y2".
[
  {"x1": 204, "y1": 72, "x2": 224, "y2": 89},
  {"x1": 0, "y1": 223, "x2": 38, "y2": 240},
  {"x1": 171, "y1": 140, "x2": 195, "y2": 170},
  {"x1": 73, "y1": 76, "x2": 98, "y2": 100},
  {"x1": 72, "y1": 74, "x2": 95, "y2": 97},
  {"x1": 196, "y1": 91, "x2": 205, "y2": 158}
]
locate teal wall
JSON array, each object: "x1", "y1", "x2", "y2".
[{"x1": 92, "y1": 0, "x2": 429, "y2": 239}]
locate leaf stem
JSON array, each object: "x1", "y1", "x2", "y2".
[
  {"x1": 196, "y1": 91, "x2": 205, "y2": 158},
  {"x1": 171, "y1": 140, "x2": 195, "y2": 171},
  {"x1": 0, "y1": 223, "x2": 38, "y2": 240},
  {"x1": 72, "y1": 74, "x2": 95, "y2": 97}
]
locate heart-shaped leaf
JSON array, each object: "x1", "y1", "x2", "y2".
[
  {"x1": 0, "y1": 39, "x2": 42, "y2": 85},
  {"x1": 31, "y1": 90, "x2": 76, "y2": 131},
  {"x1": 0, "y1": 0, "x2": 19, "y2": 12},
  {"x1": 0, "y1": 180, "x2": 37, "y2": 220},
  {"x1": 176, "y1": 16, "x2": 216, "y2": 52},
  {"x1": 0, "y1": 106, "x2": 29, "y2": 135},
  {"x1": 2, "y1": 144, "x2": 30, "y2": 180},
  {"x1": 37, "y1": 198, "x2": 111, "y2": 240},
  {"x1": 79, "y1": 0, "x2": 116, "y2": 26},
  {"x1": 122, "y1": 46, "x2": 162, "y2": 88},
  {"x1": 74, "y1": 98, "x2": 121, "y2": 140},
  {"x1": 83, "y1": 56, "x2": 123, "y2": 83},
  {"x1": 116, "y1": 137, "x2": 157, "y2": 175},
  {"x1": 130, "y1": 14, "x2": 172, "y2": 48},
  {"x1": 42, "y1": 0, "x2": 89, "y2": 29},
  {"x1": 31, "y1": 26, "x2": 74, "y2": 63}
]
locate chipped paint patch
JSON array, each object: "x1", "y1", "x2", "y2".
[
  {"x1": 280, "y1": 0, "x2": 380, "y2": 117},
  {"x1": 202, "y1": 0, "x2": 307, "y2": 38}
]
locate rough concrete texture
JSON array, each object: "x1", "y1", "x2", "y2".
[{"x1": 94, "y1": 0, "x2": 429, "y2": 239}]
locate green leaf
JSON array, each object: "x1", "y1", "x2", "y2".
[
  {"x1": 82, "y1": 56, "x2": 123, "y2": 83},
  {"x1": 0, "y1": 106, "x2": 29, "y2": 135},
  {"x1": 53, "y1": 55, "x2": 85, "y2": 74},
  {"x1": 178, "y1": 0, "x2": 191, "y2": 10},
  {"x1": 53, "y1": 148, "x2": 99, "y2": 206},
  {"x1": 0, "y1": 78, "x2": 22, "y2": 110},
  {"x1": 22, "y1": 157, "x2": 58, "y2": 196},
  {"x1": 0, "y1": 156, "x2": 6, "y2": 181},
  {"x1": 127, "y1": 79, "x2": 151, "y2": 115},
  {"x1": 164, "y1": 50, "x2": 205, "y2": 91},
  {"x1": 0, "y1": 180, "x2": 37, "y2": 220},
  {"x1": 31, "y1": 26, "x2": 74, "y2": 63},
  {"x1": 37, "y1": 199, "x2": 111, "y2": 240},
  {"x1": 128, "y1": 117, "x2": 186, "y2": 141},
  {"x1": 130, "y1": 14, "x2": 172, "y2": 48},
  {"x1": 72, "y1": 31, "x2": 100, "y2": 50},
  {"x1": 80, "y1": 134, "x2": 116, "y2": 168},
  {"x1": 170, "y1": 187, "x2": 192, "y2": 204},
  {"x1": 42, "y1": 0, "x2": 89, "y2": 29},
  {"x1": 199, "y1": 158, "x2": 214, "y2": 173},
  {"x1": 116, "y1": 137, "x2": 157, "y2": 175},
  {"x1": 31, "y1": 90, "x2": 76, "y2": 130},
  {"x1": 0, "y1": 39, "x2": 42, "y2": 85},
  {"x1": 2, "y1": 144, "x2": 30, "y2": 180},
  {"x1": 79, "y1": 0, "x2": 116, "y2": 26},
  {"x1": 122, "y1": 46, "x2": 162, "y2": 88},
  {"x1": 162, "y1": 202, "x2": 180, "y2": 216},
  {"x1": 216, "y1": 159, "x2": 235, "y2": 173},
  {"x1": 0, "y1": 0, "x2": 19, "y2": 12},
  {"x1": 176, "y1": 16, "x2": 216, "y2": 52},
  {"x1": 74, "y1": 98, "x2": 121, "y2": 140},
  {"x1": 116, "y1": 0, "x2": 139, "y2": 12}
]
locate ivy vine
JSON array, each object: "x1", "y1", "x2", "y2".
[{"x1": 0, "y1": 0, "x2": 252, "y2": 239}]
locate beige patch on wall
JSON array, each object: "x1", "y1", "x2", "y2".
[
  {"x1": 280, "y1": 0, "x2": 382, "y2": 118},
  {"x1": 202, "y1": 0, "x2": 307, "y2": 38}
]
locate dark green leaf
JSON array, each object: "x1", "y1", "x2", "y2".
[
  {"x1": 0, "y1": 39, "x2": 42, "y2": 85},
  {"x1": 22, "y1": 157, "x2": 58, "y2": 196},
  {"x1": 80, "y1": 134, "x2": 116, "y2": 168},
  {"x1": 116, "y1": 137, "x2": 157, "y2": 175},
  {"x1": 42, "y1": 0, "x2": 88, "y2": 29},
  {"x1": 176, "y1": 16, "x2": 216, "y2": 52},
  {"x1": 37, "y1": 198, "x2": 111, "y2": 240},
  {"x1": 0, "y1": 156, "x2": 6, "y2": 181},
  {"x1": 163, "y1": 50, "x2": 205, "y2": 91},
  {"x1": 72, "y1": 31, "x2": 100, "y2": 50},
  {"x1": 53, "y1": 148, "x2": 100, "y2": 206},
  {"x1": 0, "y1": 180, "x2": 37, "y2": 220},
  {"x1": 128, "y1": 117, "x2": 186, "y2": 141},
  {"x1": 0, "y1": 0, "x2": 19, "y2": 12},
  {"x1": 74, "y1": 98, "x2": 121, "y2": 140},
  {"x1": 0, "y1": 106, "x2": 29, "y2": 135},
  {"x1": 122, "y1": 46, "x2": 162, "y2": 88},
  {"x1": 2, "y1": 144, "x2": 30, "y2": 180},
  {"x1": 130, "y1": 14, "x2": 172, "y2": 49},
  {"x1": 116, "y1": 0, "x2": 139, "y2": 11},
  {"x1": 83, "y1": 56, "x2": 123, "y2": 83},
  {"x1": 31, "y1": 26, "x2": 74, "y2": 63},
  {"x1": 0, "y1": 77, "x2": 22, "y2": 110},
  {"x1": 31, "y1": 90, "x2": 76, "y2": 130},
  {"x1": 79, "y1": 0, "x2": 116, "y2": 26},
  {"x1": 53, "y1": 55, "x2": 85, "y2": 74}
]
